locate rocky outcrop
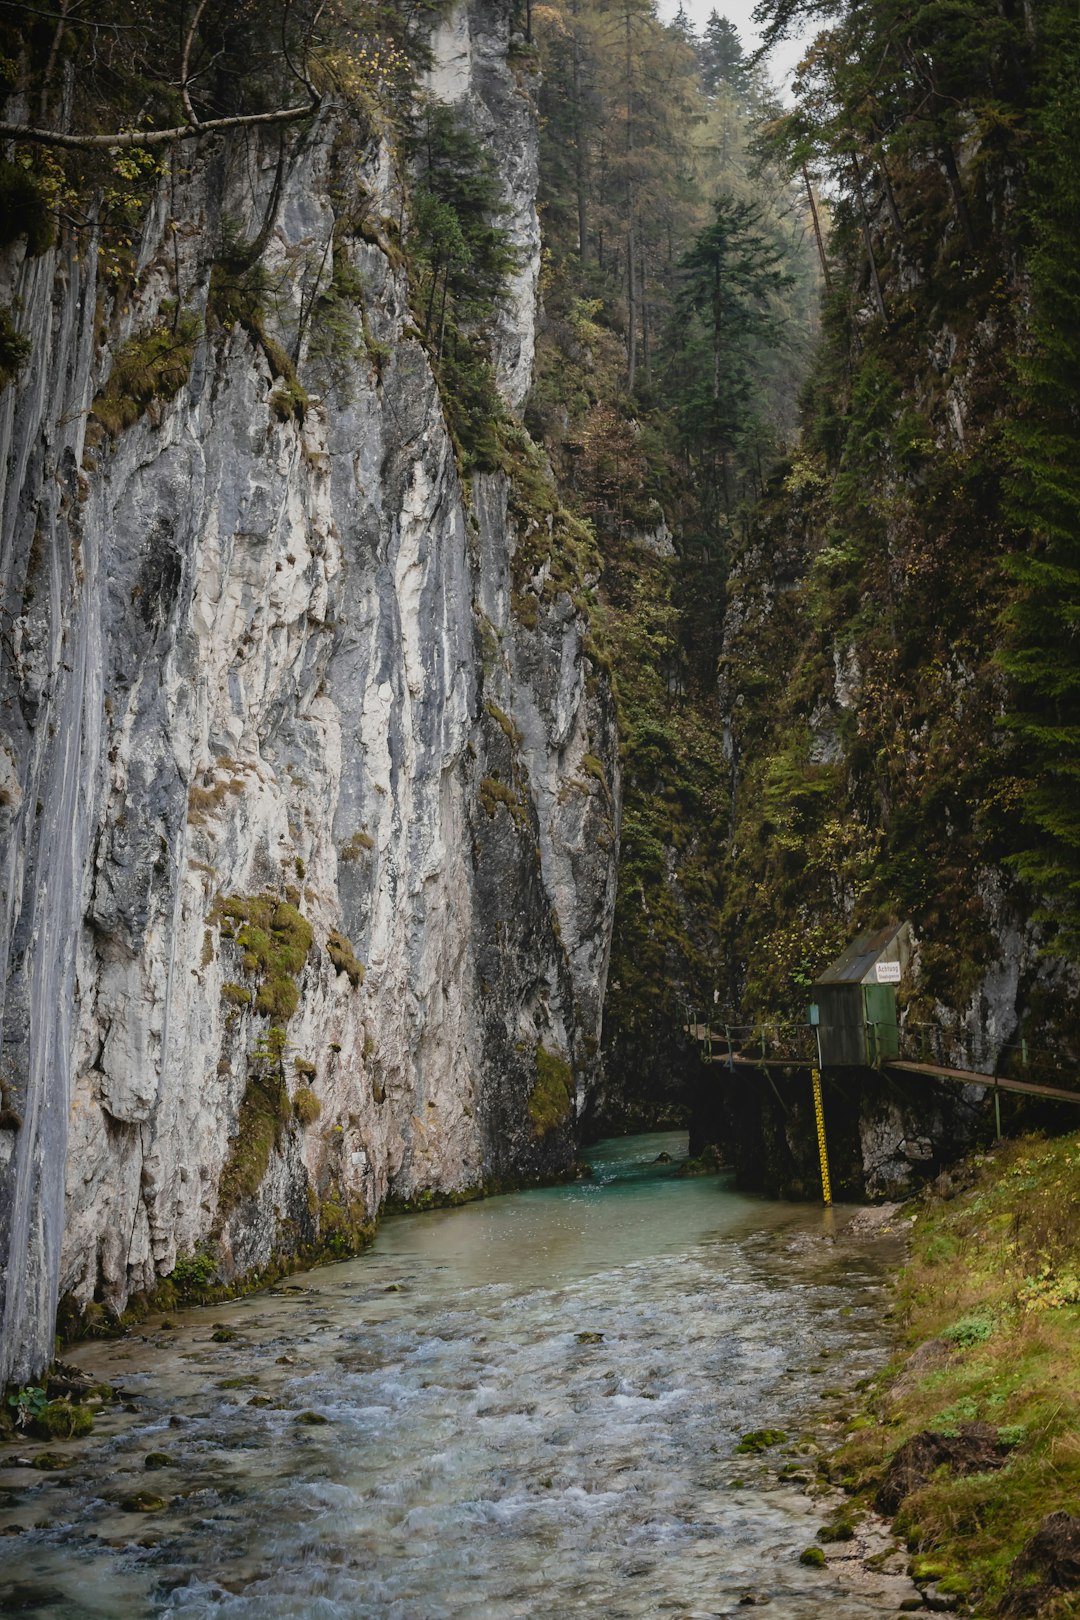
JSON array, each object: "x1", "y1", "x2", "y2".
[{"x1": 0, "y1": 0, "x2": 619, "y2": 1384}]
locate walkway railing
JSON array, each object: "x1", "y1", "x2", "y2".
[{"x1": 682, "y1": 1008, "x2": 1080, "y2": 1106}]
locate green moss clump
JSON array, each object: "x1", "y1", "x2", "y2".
[
  {"x1": 735, "y1": 1428, "x2": 788, "y2": 1453},
  {"x1": 293, "y1": 1085, "x2": 321, "y2": 1125},
  {"x1": 326, "y1": 929, "x2": 365, "y2": 987},
  {"x1": 119, "y1": 1491, "x2": 167, "y2": 1512},
  {"x1": 529, "y1": 1045, "x2": 574, "y2": 1136},
  {"x1": 218, "y1": 1073, "x2": 282, "y2": 1212},
  {"x1": 486, "y1": 702, "x2": 523, "y2": 748},
  {"x1": 799, "y1": 1546, "x2": 826, "y2": 1568},
  {"x1": 90, "y1": 308, "x2": 201, "y2": 439},
  {"x1": 218, "y1": 893, "x2": 314, "y2": 1026},
  {"x1": 340, "y1": 829, "x2": 374, "y2": 861},
  {"x1": 221, "y1": 982, "x2": 251, "y2": 1008},
  {"x1": 30, "y1": 1400, "x2": 93, "y2": 1440},
  {"x1": 318, "y1": 1184, "x2": 376, "y2": 1257},
  {"x1": 32, "y1": 1451, "x2": 73, "y2": 1471},
  {"x1": 479, "y1": 776, "x2": 530, "y2": 828},
  {"x1": 269, "y1": 377, "x2": 309, "y2": 424}
]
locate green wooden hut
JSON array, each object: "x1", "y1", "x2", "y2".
[{"x1": 809, "y1": 922, "x2": 912, "y2": 1067}]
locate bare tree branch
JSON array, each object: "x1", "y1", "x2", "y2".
[
  {"x1": 0, "y1": 100, "x2": 321, "y2": 150},
  {"x1": 180, "y1": 0, "x2": 211, "y2": 126}
]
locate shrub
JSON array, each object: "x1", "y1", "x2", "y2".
[
  {"x1": 90, "y1": 308, "x2": 201, "y2": 438},
  {"x1": 326, "y1": 929, "x2": 364, "y2": 986},
  {"x1": 293, "y1": 1086, "x2": 321, "y2": 1125},
  {"x1": 0, "y1": 160, "x2": 55, "y2": 255}
]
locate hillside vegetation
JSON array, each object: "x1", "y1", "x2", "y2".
[
  {"x1": 834, "y1": 1130, "x2": 1080, "y2": 1616},
  {"x1": 525, "y1": 0, "x2": 1080, "y2": 1104}
]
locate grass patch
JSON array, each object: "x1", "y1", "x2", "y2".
[
  {"x1": 832, "y1": 1130, "x2": 1080, "y2": 1614},
  {"x1": 479, "y1": 775, "x2": 530, "y2": 828},
  {"x1": 293, "y1": 1086, "x2": 321, "y2": 1125},
  {"x1": 326, "y1": 929, "x2": 364, "y2": 987}
]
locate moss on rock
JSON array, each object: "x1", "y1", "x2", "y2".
[{"x1": 529, "y1": 1045, "x2": 574, "y2": 1137}]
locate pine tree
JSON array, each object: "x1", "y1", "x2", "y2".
[{"x1": 999, "y1": 2, "x2": 1080, "y2": 951}]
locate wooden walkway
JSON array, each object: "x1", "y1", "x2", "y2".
[
  {"x1": 885, "y1": 1059, "x2": 1080, "y2": 1108},
  {"x1": 685, "y1": 1025, "x2": 1080, "y2": 1107}
]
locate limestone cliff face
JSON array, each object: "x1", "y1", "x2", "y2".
[{"x1": 0, "y1": 0, "x2": 619, "y2": 1384}]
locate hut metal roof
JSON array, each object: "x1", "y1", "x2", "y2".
[{"x1": 815, "y1": 922, "x2": 907, "y2": 986}]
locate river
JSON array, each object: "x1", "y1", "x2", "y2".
[{"x1": 0, "y1": 1132, "x2": 917, "y2": 1617}]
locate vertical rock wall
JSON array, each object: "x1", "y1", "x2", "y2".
[{"x1": 0, "y1": 0, "x2": 619, "y2": 1384}]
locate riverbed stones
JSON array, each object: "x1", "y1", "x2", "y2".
[
  {"x1": 118, "y1": 1491, "x2": 167, "y2": 1513},
  {"x1": 735, "y1": 1429, "x2": 787, "y2": 1453}
]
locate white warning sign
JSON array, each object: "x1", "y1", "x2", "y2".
[{"x1": 875, "y1": 960, "x2": 902, "y2": 984}]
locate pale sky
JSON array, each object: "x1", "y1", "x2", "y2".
[{"x1": 657, "y1": 0, "x2": 816, "y2": 101}]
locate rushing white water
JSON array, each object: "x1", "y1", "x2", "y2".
[{"x1": 0, "y1": 1134, "x2": 917, "y2": 1617}]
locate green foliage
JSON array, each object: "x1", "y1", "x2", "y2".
[
  {"x1": 832, "y1": 1132, "x2": 1080, "y2": 1612},
  {"x1": 941, "y1": 1312, "x2": 995, "y2": 1348},
  {"x1": 997, "y1": 3, "x2": 1080, "y2": 956},
  {"x1": 208, "y1": 237, "x2": 309, "y2": 424},
  {"x1": 0, "y1": 305, "x2": 31, "y2": 390},
  {"x1": 212, "y1": 893, "x2": 314, "y2": 1208},
  {"x1": 89, "y1": 308, "x2": 200, "y2": 438},
  {"x1": 6, "y1": 1384, "x2": 47, "y2": 1429},
  {"x1": 168, "y1": 1251, "x2": 218, "y2": 1296},
  {"x1": 529, "y1": 1045, "x2": 574, "y2": 1136},
  {"x1": 0, "y1": 159, "x2": 55, "y2": 255},
  {"x1": 405, "y1": 99, "x2": 516, "y2": 471}
]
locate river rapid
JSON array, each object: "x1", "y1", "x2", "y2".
[{"x1": 0, "y1": 1133, "x2": 918, "y2": 1617}]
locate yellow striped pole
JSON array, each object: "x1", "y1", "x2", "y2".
[{"x1": 811, "y1": 1067, "x2": 832, "y2": 1206}]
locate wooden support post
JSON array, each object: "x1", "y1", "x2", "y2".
[{"x1": 811, "y1": 1067, "x2": 832, "y2": 1207}]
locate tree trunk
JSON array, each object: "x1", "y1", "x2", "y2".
[
  {"x1": 801, "y1": 163, "x2": 831, "y2": 289},
  {"x1": 574, "y1": 42, "x2": 589, "y2": 262},
  {"x1": 627, "y1": 226, "x2": 638, "y2": 391},
  {"x1": 850, "y1": 149, "x2": 888, "y2": 322},
  {"x1": 939, "y1": 138, "x2": 977, "y2": 253}
]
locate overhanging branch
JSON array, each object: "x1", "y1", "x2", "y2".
[{"x1": 0, "y1": 100, "x2": 321, "y2": 150}]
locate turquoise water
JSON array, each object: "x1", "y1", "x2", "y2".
[{"x1": 0, "y1": 1133, "x2": 914, "y2": 1617}]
